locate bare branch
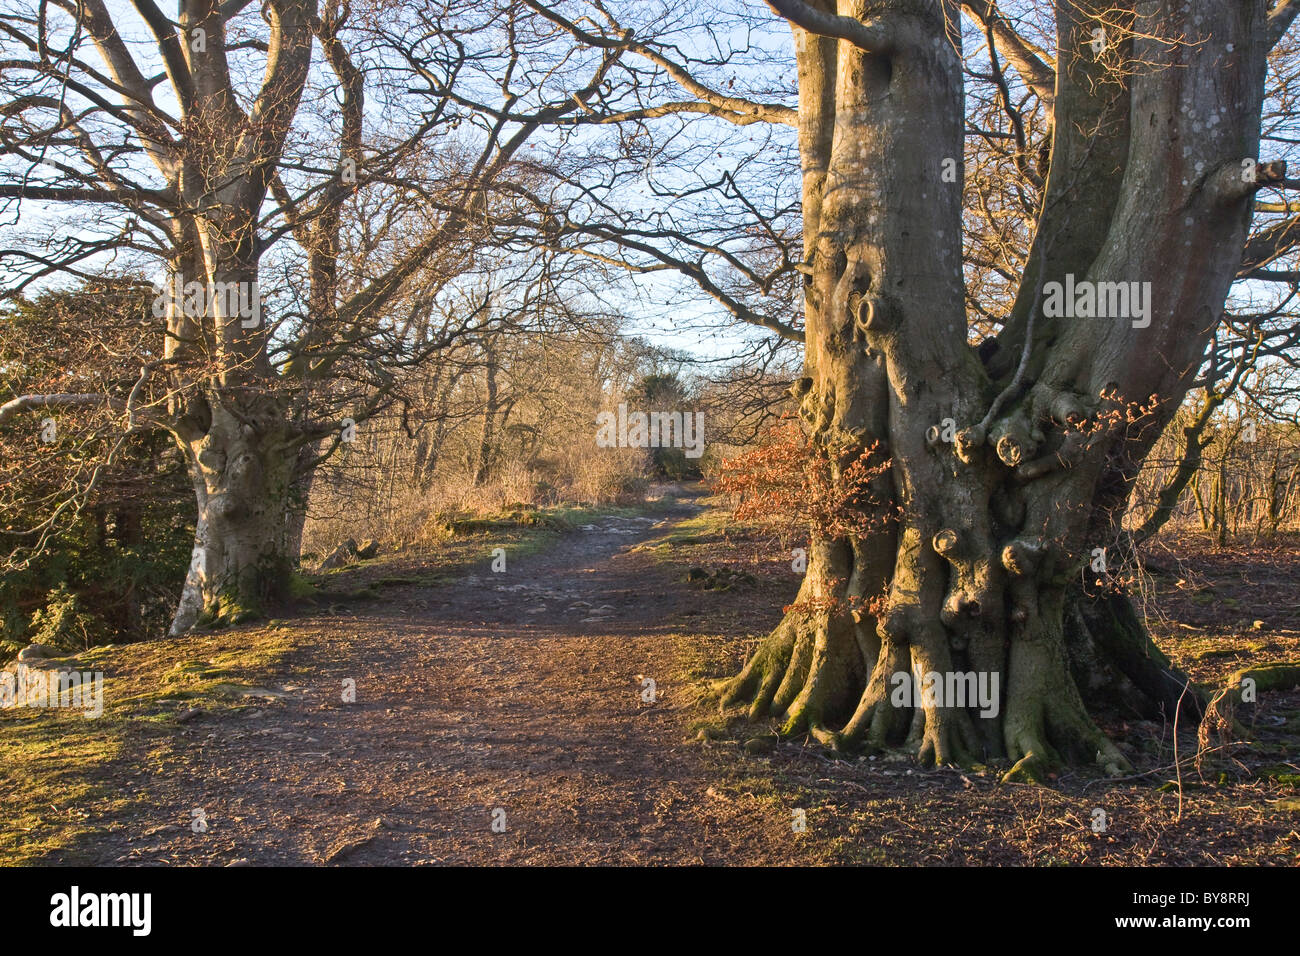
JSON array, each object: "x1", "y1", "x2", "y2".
[{"x1": 764, "y1": 0, "x2": 898, "y2": 55}]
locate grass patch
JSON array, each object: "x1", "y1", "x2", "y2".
[
  {"x1": 0, "y1": 626, "x2": 302, "y2": 864},
  {"x1": 632, "y1": 505, "x2": 735, "y2": 555}
]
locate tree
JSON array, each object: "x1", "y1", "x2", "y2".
[
  {"x1": 0, "y1": 282, "x2": 193, "y2": 650},
  {"x1": 7, "y1": 0, "x2": 1300, "y2": 783},
  {"x1": 704, "y1": 0, "x2": 1300, "y2": 779},
  {"x1": 0, "y1": 0, "x2": 627, "y2": 634},
  {"x1": 525, "y1": 0, "x2": 1300, "y2": 778}
]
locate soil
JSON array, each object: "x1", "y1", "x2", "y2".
[{"x1": 11, "y1": 485, "x2": 1300, "y2": 866}]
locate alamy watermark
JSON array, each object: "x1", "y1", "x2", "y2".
[
  {"x1": 1042, "y1": 273, "x2": 1151, "y2": 329},
  {"x1": 595, "y1": 403, "x2": 705, "y2": 458},
  {"x1": 0, "y1": 663, "x2": 103, "y2": 717},
  {"x1": 151, "y1": 274, "x2": 261, "y2": 328},
  {"x1": 50, "y1": 886, "x2": 150, "y2": 936},
  {"x1": 889, "y1": 669, "x2": 1000, "y2": 718}
]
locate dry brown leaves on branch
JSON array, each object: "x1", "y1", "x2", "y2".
[{"x1": 712, "y1": 418, "x2": 893, "y2": 541}]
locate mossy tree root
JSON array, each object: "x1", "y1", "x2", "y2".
[{"x1": 1001, "y1": 585, "x2": 1133, "y2": 783}]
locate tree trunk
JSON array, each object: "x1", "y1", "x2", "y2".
[
  {"x1": 283, "y1": 442, "x2": 320, "y2": 566},
  {"x1": 1194, "y1": 473, "x2": 1209, "y2": 530},
  {"x1": 474, "y1": 344, "x2": 500, "y2": 487},
  {"x1": 169, "y1": 393, "x2": 296, "y2": 635},
  {"x1": 721, "y1": 0, "x2": 1275, "y2": 780}
]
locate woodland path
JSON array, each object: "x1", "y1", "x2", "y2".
[
  {"x1": 29, "y1": 490, "x2": 1300, "y2": 866},
  {"x1": 64, "y1": 488, "x2": 819, "y2": 865}
]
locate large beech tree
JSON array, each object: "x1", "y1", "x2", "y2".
[
  {"x1": 524, "y1": 0, "x2": 1300, "y2": 776},
  {"x1": 0, "y1": 0, "x2": 624, "y2": 634},
  {"x1": 1, "y1": 0, "x2": 425, "y2": 634},
  {"x1": 706, "y1": 0, "x2": 1300, "y2": 779}
]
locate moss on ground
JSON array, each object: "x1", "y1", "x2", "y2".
[
  {"x1": 0, "y1": 628, "x2": 301, "y2": 864},
  {"x1": 631, "y1": 504, "x2": 735, "y2": 555}
]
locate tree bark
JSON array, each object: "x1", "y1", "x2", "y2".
[
  {"x1": 474, "y1": 342, "x2": 500, "y2": 487},
  {"x1": 721, "y1": 0, "x2": 1278, "y2": 779},
  {"x1": 283, "y1": 442, "x2": 320, "y2": 567},
  {"x1": 170, "y1": 392, "x2": 297, "y2": 635}
]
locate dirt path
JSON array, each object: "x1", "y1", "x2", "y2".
[
  {"x1": 29, "y1": 491, "x2": 1300, "y2": 866},
  {"x1": 65, "y1": 491, "x2": 818, "y2": 865}
]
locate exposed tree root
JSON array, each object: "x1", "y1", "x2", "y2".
[
  {"x1": 1002, "y1": 586, "x2": 1133, "y2": 781},
  {"x1": 715, "y1": 605, "x2": 863, "y2": 738},
  {"x1": 714, "y1": 617, "x2": 797, "y2": 721},
  {"x1": 718, "y1": 573, "x2": 1150, "y2": 783},
  {"x1": 915, "y1": 700, "x2": 983, "y2": 767},
  {"x1": 1066, "y1": 587, "x2": 1202, "y2": 720},
  {"x1": 836, "y1": 639, "x2": 911, "y2": 751}
]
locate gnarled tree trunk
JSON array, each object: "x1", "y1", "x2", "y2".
[
  {"x1": 721, "y1": 0, "x2": 1286, "y2": 780},
  {"x1": 171, "y1": 393, "x2": 297, "y2": 634}
]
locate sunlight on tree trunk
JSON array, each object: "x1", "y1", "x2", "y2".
[{"x1": 718, "y1": 0, "x2": 1291, "y2": 780}]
